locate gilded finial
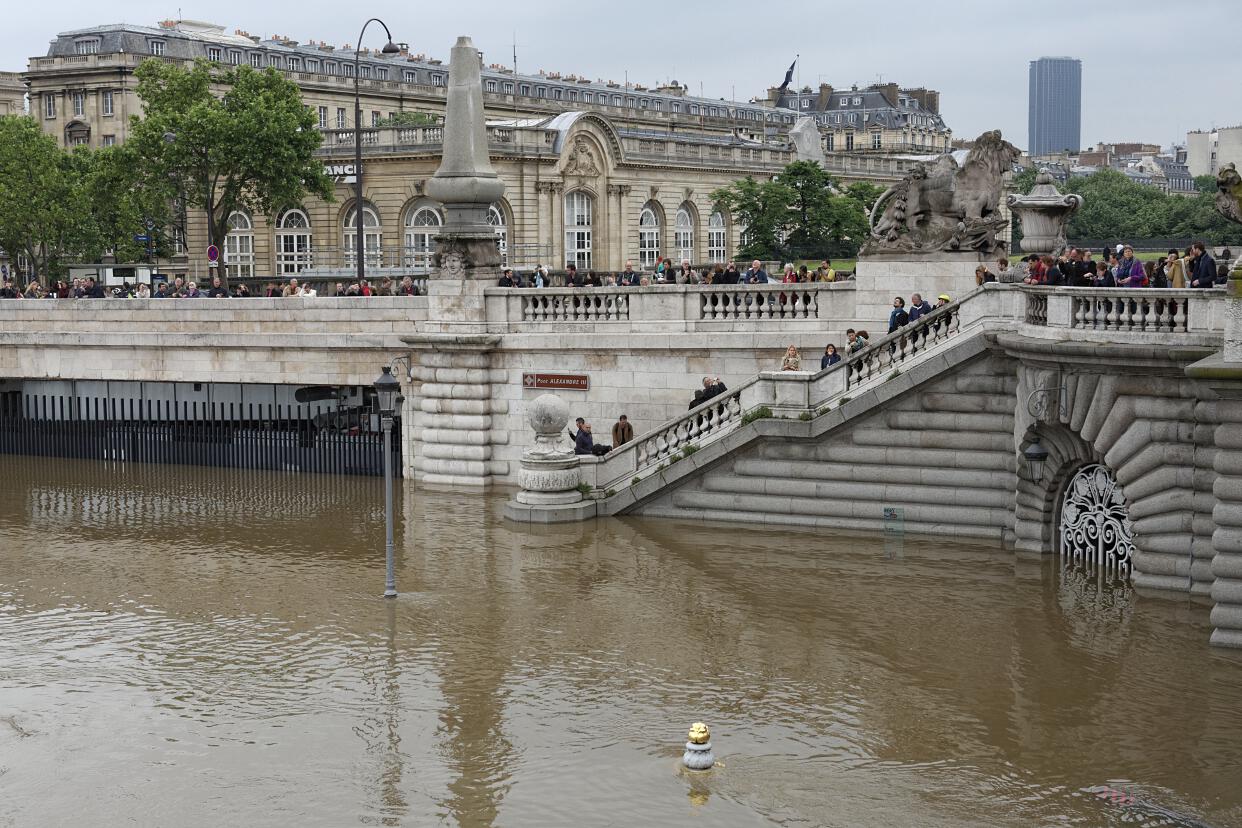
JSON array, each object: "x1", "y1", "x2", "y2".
[{"x1": 688, "y1": 722, "x2": 710, "y2": 745}]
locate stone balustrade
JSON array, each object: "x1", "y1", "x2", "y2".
[
  {"x1": 483, "y1": 282, "x2": 855, "y2": 331},
  {"x1": 1022, "y1": 287, "x2": 1224, "y2": 337}
]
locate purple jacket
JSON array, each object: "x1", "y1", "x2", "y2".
[{"x1": 1116, "y1": 258, "x2": 1146, "y2": 287}]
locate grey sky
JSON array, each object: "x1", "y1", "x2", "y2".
[{"x1": 4, "y1": 0, "x2": 1238, "y2": 151}]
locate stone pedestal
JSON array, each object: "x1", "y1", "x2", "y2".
[
  {"x1": 504, "y1": 393, "x2": 597, "y2": 523},
  {"x1": 853, "y1": 254, "x2": 988, "y2": 324},
  {"x1": 405, "y1": 334, "x2": 507, "y2": 488}
]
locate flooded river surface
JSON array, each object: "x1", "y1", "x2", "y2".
[{"x1": 1, "y1": 457, "x2": 1240, "y2": 827}]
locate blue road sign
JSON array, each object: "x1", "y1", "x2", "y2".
[{"x1": 134, "y1": 234, "x2": 150, "y2": 243}]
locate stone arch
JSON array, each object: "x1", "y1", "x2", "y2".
[
  {"x1": 1014, "y1": 422, "x2": 1100, "y2": 556},
  {"x1": 673, "y1": 201, "x2": 698, "y2": 264},
  {"x1": 555, "y1": 111, "x2": 624, "y2": 167}
]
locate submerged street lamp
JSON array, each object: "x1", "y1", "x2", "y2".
[
  {"x1": 353, "y1": 19, "x2": 402, "y2": 287},
  {"x1": 374, "y1": 365, "x2": 401, "y2": 598}
]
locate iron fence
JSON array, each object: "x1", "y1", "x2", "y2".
[{"x1": 0, "y1": 395, "x2": 399, "y2": 477}]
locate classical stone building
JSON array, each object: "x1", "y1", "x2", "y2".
[
  {"x1": 0, "y1": 73, "x2": 24, "y2": 117},
  {"x1": 769, "y1": 81, "x2": 951, "y2": 154},
  {"x1": 23, "y1": 19, "x2": 951, "y2": 277}
]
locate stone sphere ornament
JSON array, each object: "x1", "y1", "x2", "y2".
[{"x1": 527, "y1": 393, "x2": 569, "y2": 436}]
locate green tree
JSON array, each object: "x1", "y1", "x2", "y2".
[
  {"x1": 77, "y1": 144, "x2": 177, "y2": 264},
  {"x1": 1194, "y1": 174, "x2": 1217, "y2": 194},
  {"x1": 710, "y1": 176, "x2": 790, "y2": 260},
  {"x1": 127, "y1": 60, "x2": 334, "y2": 284},
  {"x1": 0, "y1": 116, "x2": 96, "y2": 283},
  {"x1": 375, "y1": 111, "x2": 439, "y2": 127}
]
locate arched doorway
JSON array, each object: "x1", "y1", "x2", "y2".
[{"x1": 1059, "y1": 463, "x2": 1134, "y2": 579}]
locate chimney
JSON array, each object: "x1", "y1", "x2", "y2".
[
  {"x1": 904, "y1": 87, "x2": 940, "y2": 115},
  {"x1": 878, "y1": 82, "x2": 899, "y2": 107},
  {"x1": 766, "y1": 86, "x2": 781, "y2": 105},
  {"x1": 817, "y1": 83, "x2": 834, "y2": 110}
]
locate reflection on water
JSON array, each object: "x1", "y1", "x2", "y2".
[{"x1": 1, "y1": 456, "x2": 1240, "y2": 827}]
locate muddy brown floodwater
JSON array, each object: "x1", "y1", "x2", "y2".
[{"x1": 1, "y1": 457, "x2": 1240, "y2": 827}]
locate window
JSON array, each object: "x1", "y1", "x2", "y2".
[
  {"x1": 75, "y1": 39, "x2": 100, "y2": 55},
  {"x1": 224, "y1": 211, "x2": 254, "y2": 279},
  {"x1": 672, "y1": 102, "x2": 681, "y2": 113},
  {"x1": 674, "y1": 206, "x2": 694, "y2": 264},
  {"x1": 149, "y1": 40, "x2": 165, "y2": 56},
  {"x1": 826, "y1": 133, "x2": 834, "y2": 151},
  {"x1": 536, "y1": 87, "x2": 546, "y2": 99},
  {"x1": 707, "y1": 211, "x2": 727, "y2": 263},
  {"x1": 360, "y1": 65, "x2": 371, "y2": 79},
  {"x1": 583, "y1": 92, "x2": 592, "y2": 103},
  {"x1": 626, "y1": 97, "x2": 636, "y2": 108},
  {"x1": 44, "y1": 94, "x2": 55, "y2": 119},
  {"x1": 287, "y1": 57, "x2": 300, "y2": 71},
  {"x1": 371, "y1": 111, "x2": 380, "y2": 127},
  {"x1": 376, "y1": 68, "x2": 387, "y2": 80},
  {"x1": 343, "y1": 204, "x2": 382, "y2": 268},
  {"x1": 102, "y1": 135, "x2": 116, "y2": 147},
  {"x1": 612, "y1": 95, "x2": 621, "y2": 106},
  {"x1": 307, "y1": 59, "x2": 320, "y2": 73},
  {"x1": 840, "y1": 97, "x2": 847, "y2": 106},
  {"x1": 229, "y1": 50, "x2": 242, "y2": 65},
  {"x1": 553, "y1": 88, "x2": 563, "y2": 100},
  {"x1": 71, "y1": 91, "x2": 84, "y2": 117},
  {"x1": 655, "y1": 100, "x2": 664, "y2": 112},
  {"x1": 326, "y1": 62, "x2": 339, "y2": 75},
  {"x1": 336, "y1": 107, "x2": 346, "y2": 128},
  {"x1": 853, "y1": 97, "x2": 862, "y2": 105},
  {"x1": 403, "y1": 203, "x2": 442, "y2": 270},
  {"x1": 207, "y1": 47, "x2": 222, "y2": 62},
  {"x1": 519, "y1": 84, "x2": 531, "y2": 96},
  {"x1": 689, "y1": 105, "x2": 697, "y2": 115},
  {"x1": 872, "y1": 132, "x2": 882, "y2": 149},
  {"x1": 564, "y1": 191, "x2": 593, "y2": 270},
  {"x1": 845, "y1": 132, "x2": 854, "y2": 151},
  {"x1": 268, "y1": 55, "x2": 281, "y2": 68},
  {"x1": 485, "y1": 79, "x2": 497, "y2": 93},
  {"x1": 801, "y1": 99, "x2": 810, "y2": 109},
  {"x1": 569, "y1": 89, "x2": 578, "y2": 101},
  {"x1": 344, "y1": 63, "x2": 355, "y2": 77},
  {"x1": 251, "y1": 53, "x2": 263, "y2": 68},
  {"x1": 317, "y1": 106, "x2": 327, "y2": 129},
  {"x1": 405, "y1": 70, "x2": 418, "y2": 83},
  {"x1": 276, "y1": 209, "x2": 313, "y2": 273},
  {"x1": 638, "y1": 205, "x2": 661, "y2": 267},
  {"x1": 503, "y1": 82, "x2": 514, "y2": 94},
  {"x1": 487, "y1": 204, "x2": 507, "y2": 265},
  {"x1": 432, "y1": 74, "x2": 446, "y2": 87}
]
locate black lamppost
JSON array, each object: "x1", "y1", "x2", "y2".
[
  {"x1": 373, "y1": 365, "x2": 401, "y2": 598},
  {"x1": 353, "y1": 20, "x2": 401, "y2": 285}
]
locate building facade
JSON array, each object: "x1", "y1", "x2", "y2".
[
  {"x1": 0, "y1": 73, "x2": 24, "y2": 117},
  {"x1": 23, "y1": 20, "x2": 952, "y2": 278},
  {"x1": 770, "y1": 82, "x2": 950, "y2": 154},
  {"x1": 1187, "y1": 126, "x2": 1242, "y2": 179},
  {"x1": 1028, "y1": 57, "x2": 1082, "y2": 156}
]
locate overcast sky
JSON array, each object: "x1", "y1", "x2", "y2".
[{"x1": 4, "y1": 0, "x2": 1239, "y2": 150}]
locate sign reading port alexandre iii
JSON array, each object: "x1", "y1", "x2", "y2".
[{"x1": 522, "y1": 373, "x2": 590, "y2": 391}]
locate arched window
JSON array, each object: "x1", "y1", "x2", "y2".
[
  {"x1": 564, "y1": 191, "x2": 593, "y2": 270},
  {"x1": 343, "y1": 204, "x2": 382, "y2": 268},
  {"x1": 707, "y1": 211, "x2": 727, "y2": 264},
  {"x1": 638, "y1": 205, "x2": 661, "y2": 267},
  {"x1": 403, "y1": 203, "x2": 443, "y2": 271},
  {"x1": 224, "y1": 211, "x2": 254, "y2": 279},
  {"x1": 674, "y1": 206, "x2": 695, "y2": 264},
  {"x1": 275, "y1": 209, "x2": 312, "y2": 274},
  {"x1": 487, "y1": 204, "x2": 508, "y2": 266}
]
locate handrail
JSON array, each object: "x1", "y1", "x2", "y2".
[{"x1": 836, "y1": 290, "x2": 973, "y2": 390}]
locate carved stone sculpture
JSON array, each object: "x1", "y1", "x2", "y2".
[
  {"x1": 1006, "y1": 170, "x2": 1083, "y2": 256},
  {"x1": 1217, "y1": 162, "x2": 1242, "y2": 226},
  {"x1": 862, "y1": 130, "x2": 1021, "y2": 256},
  {"x1": 514, "y1": 394, "x2": 584, "y2": 507},
  {"x1": 563, "y1": 138, "x2": 600, "y2": 177}
]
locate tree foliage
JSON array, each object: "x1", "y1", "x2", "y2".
[
  {"x1": 711, "y1": 161, "x2": 872, "y2": 261},
  {"x1": 1011, "y1": 167, "x2": 1242, "y2": 244},
  {"x1": 127, "y1": 60, "x2": 334, "y2": 283},
  {"x1": 0, "y1": 117, "x2": 96, "y2": 281}
]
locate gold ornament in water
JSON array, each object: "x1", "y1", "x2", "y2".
[{"x1": 688, "y1": 722, "x2": 710, "y2": 744}]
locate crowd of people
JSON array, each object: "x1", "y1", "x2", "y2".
[
  {"x1": 501, "y1": 258, "x2": 844, "y2": 288},
  {"x1": 0, "y1": 274, "x2": 425, "y2": 300},
  {"x1": 971, "y1": 243, "x2": 1229, "y2": 289}
]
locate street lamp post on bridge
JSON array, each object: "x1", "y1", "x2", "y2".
[{"x1": 353, "y1": 20, "x2": 401, "y2": 288}]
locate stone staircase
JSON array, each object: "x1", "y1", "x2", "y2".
[{"x1": 636, "y1": 351, "x2": 1019, "y2": 540}]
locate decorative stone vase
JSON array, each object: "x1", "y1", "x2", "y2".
[
  {"x1": 682, "y1": 722, "x2": 715, "y2": 771},
  {"x1": 1006, "y1": 170, "x2": 1083, "y2": 256}
]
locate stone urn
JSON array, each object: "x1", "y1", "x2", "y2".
[{"x1": 1006, "y1": 170, "x2": 1083, "y2": 257}]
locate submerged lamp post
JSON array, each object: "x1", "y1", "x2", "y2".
[
  {"x1": 374, "y1": 365, "x2": 401, "y2": 598},
  {"x1": 353, "y1": 20, "x2": 401, "y2": 286}
]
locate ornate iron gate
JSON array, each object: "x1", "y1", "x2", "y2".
[{"x1": 1059, "y1": 463, "x2": 1134, "y2": 579}]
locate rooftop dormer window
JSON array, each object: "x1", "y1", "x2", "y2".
[
  {"x1": 75, "y1": 39, "x2": 100, "y2": 55},
  {"x1": 148, "y1": 40, "x2": 166, "y2": 56}
]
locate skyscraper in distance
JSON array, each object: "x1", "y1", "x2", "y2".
[{"x1": 1028, "y1": 57, "x2": 1082, "y2": 156}]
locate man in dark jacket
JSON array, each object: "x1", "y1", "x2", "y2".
[
  {"x1": 907, "y1": 293, "x2": 932, "y2": 322},
  {"x1": 574, "y1": 423, "x2": 595, "y2": 455},
  {"x1": 619, "y1": 261, "x2": 639, "y2": 286},
  {"x1": 887, "y1": 296, "x2": 909, "y2": 333},
  {"x1": 1190, "y1": 242, "x2": 1217, "y2": 288},
  {"x1": 743, "y1": 260, "x2": 768, "y2": 284},
  {"x1": 206, "y1": 276, "x2": 229, "y2": 298}
]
